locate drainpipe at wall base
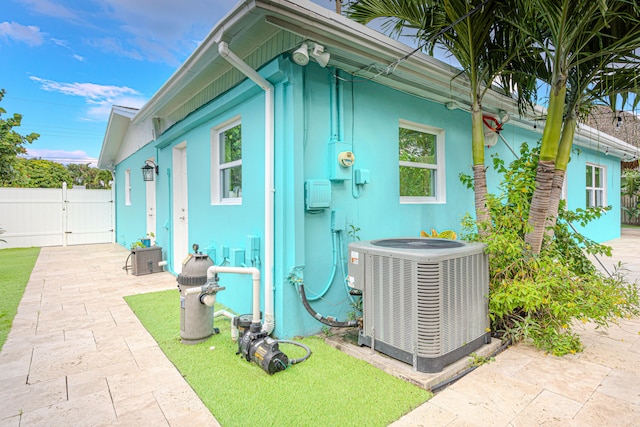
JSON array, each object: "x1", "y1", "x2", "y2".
[{"x1": 218, "y1": 41, "x2": 275, "y2": 335}]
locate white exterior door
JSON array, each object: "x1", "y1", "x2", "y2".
[
  {"x1": 145, "y1": 173, "x2": 156, "y2": 242},
  {"x1": 172, "y1": 142, "x2": 189, "y2": 274}
]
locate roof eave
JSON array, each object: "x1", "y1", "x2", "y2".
[{"x1": 98, "y1": 106, "x2": 137, "y2": 170}]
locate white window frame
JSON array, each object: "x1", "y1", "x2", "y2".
[
  {"x1": 586, "y1": 163, "x2": 606, "y2": 208},
  {"x1": 211, "y1": 116, "x2": 242, "y2": 205},
  {"x1": 125, "y1": 169, "x2": 131, "y2": 206},
  {"x1": 399, "y1": 119, "x2": 446, "y2": 204}
]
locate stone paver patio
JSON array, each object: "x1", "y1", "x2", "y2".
[
  {"x1": 1, "y1": 229, "x2": 639, "y2": 426},
  {"x1": 0, "y1": 244, "x2": 218, "y2": 427},
  {"x1": 393, "y1": 228, "x2": 640, "y2": 426}
]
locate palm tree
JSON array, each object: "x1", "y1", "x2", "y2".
[
  {"x1": 348, "y1": 0, "x2": 526, "y2": 234},
  {"x1": 511, "y1": 0, "x2": 640, "y2": 253},
  {"x1": 544, "y1": 61, "x2": 640, "y2": 238}
]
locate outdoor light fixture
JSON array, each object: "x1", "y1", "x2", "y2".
[
  {"x1": 142, "y1": 160, "x2": 158, "y2": 182},
  {"x1": 292, "y1": 43, "x2": 309, "y2": 66},
  {"x1": 445, "y1": 101, "x2": 458, "y2": 110},
  {"x1": 311, "y1": 43, "x2": 330, "y2": 67},
  {"x1": 484, "y1": 129, "x2": 498, "y2": 147},
  {"x1": 292, "y1": 42, "x2": 330, "y2": 68}
]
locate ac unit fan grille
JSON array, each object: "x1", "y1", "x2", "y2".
[
  {"x1": 370, "y1": 256, "x2": 415, "y2": 353},
  {"x1": 367, "y1": 252, "x2": 488, "y2": 358},
  {"x1": 416, "y1": 262, "x2": 442, "y2": 356}
]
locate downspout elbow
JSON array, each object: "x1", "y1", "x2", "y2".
[{"x1": 218, "y1": 40, "x2": 230, "y2": 58}]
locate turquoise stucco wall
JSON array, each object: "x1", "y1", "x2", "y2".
[
  {"x1": 153, "y1": 86, "x2": 268, "y2": 317},
  {"x1": 113, "y1": 55, "x2": 623, "y2": 338},
  {"x1": 114, "y1": 146, "x2": 158, "y2": 252},
  {"x1": 566, "y1": 145, "x2": 621, "y2": 242}
]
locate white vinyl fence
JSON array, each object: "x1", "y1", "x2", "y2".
[{"x1": 0, "y1": 183, "x2": 114, "y2": 248}]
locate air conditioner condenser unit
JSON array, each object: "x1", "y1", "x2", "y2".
[{"x1": 348, "y1": 238, "x2": 491, "y2": 373}]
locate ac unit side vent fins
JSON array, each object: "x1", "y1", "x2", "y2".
[{"x1": 349, "y1": 239, "x2": 489, "y2": 372}]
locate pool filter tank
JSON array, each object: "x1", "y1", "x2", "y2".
[{"x1": 177, "y1": 245, "x2": 219, "y2": 344}]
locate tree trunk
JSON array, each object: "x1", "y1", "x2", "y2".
[
  {"x1": 544, "y1": 169, "x2": 565, "y2": 238},
  {"x1": 524, "y1": 82, "x2": 566, "y2": 254},
  {"x1": 543, "y1": 115, "x2": 576, "y2": 239},
  {"x1": 470, "y1": 106, "x2": 490, "y2": 236},
  {"x1": 474, "y1": 164, "x2": 490, "y2": 233},
  {"x1": 525, "y1": 160, "x2": 555, "y2": 253}
]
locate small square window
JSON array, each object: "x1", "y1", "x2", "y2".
[
  {"x1": 586, "y1": 163, "x2": 606, "y2": 208},
  {"x1": 399, "y1": 120, "x2": 445, "y2": 203}
]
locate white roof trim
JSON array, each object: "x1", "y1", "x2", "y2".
[{"x1": 127, "y1": 0, "x2": 635, "y2": 159}]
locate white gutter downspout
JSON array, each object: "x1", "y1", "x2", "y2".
[{"x1": 218, "y1": 41, "x2": 275, "y2": 335}]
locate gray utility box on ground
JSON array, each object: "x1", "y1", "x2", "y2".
[{"x1": 131, "y1": 246, "x2": 163, "y2": 276}]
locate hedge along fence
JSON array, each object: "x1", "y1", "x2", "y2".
[{"x1": 0, "y1": 183, "x2": 114, "y2": 248}]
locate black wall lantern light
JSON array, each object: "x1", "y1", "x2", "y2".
[{"x1": 142, "y1": 160, "x2": 158, "y2": 181}]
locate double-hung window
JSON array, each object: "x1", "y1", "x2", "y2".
[
  {"x1": 212, "y1": 118, "x2": 242, "y2": 204},
  {"x1": 399, "y1": 120, "x2": 445, "y2": 203},
  {"x1": 586, "y1": 163, "x2": 605, "y2": 208}
]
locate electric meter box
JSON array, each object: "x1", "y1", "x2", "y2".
[{"x1": 329, "y1": 142, "x2": 353, "y2": 181}]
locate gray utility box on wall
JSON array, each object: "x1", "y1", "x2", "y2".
[
  {"x1": 131, "y1": 246, "x2": 163, "y2": 276},
  {"x1": 348, "y1": 238, "x2": 491, "y2": 373}
]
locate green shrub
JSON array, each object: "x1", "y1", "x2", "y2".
[{"x1": 461, "y1": 143, "x2": 640, "y2": 355}]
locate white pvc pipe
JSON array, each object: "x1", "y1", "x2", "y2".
[
  {"x1": 218, "y1": 41, "x2": 275, "y2": 335},
  {"x1": 214, "y1": 310, "x2": 238, "y2": 340},
  {"x1": 207, "y1": 265, "x2": 261, "y2": 325}
]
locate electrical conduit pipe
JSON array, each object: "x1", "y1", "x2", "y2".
[{"x1": 218, "y1": 41, "x2": 275, "y2": 335}]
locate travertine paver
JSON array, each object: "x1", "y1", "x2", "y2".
[
  {"x1": 392, "y1": 229, "x2": 640, "y2": 426},
  {"x1": 0, "y1": 244, "x2": 219, "y2": 426},
  {"x1": 2, "y1": 233, "x2": 640, "y2": 427}
]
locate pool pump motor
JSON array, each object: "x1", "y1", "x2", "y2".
[{"x1": 237, "y1": 322, "x2": 289, "y2": 374}]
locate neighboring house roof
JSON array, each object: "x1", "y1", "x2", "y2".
[
  {"x1": 98, "y1": 0, "x2": 638, "y2": 169},
  {"x1": 586, "y1": 106, "x2": 640, "y2": 161}
]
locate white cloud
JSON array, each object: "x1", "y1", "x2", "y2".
[
  {"x1": 86, "y1": 37, "x2": 143, "y2": 61},
  {"x1": 0, "y1": 21, "x2": 45, "y2": 46},
  {"x1": 29, "y1": 76, "x2": 147, "y2": 120},
  {"x1": 15, "y1": 0, "x2": 243, "y2": 65},
  {"x1": 93, "y1": 0, "x2": 229, "y2": 64},
  {"x1": 25, "y1": 148, "x2": 97, "y2": 166},
  {"x1": 51, "y1": 37, "x2": 86, "y2": 61},
  {"x1": 16, "y1": 0, "x2": 83, "y2": 22}
]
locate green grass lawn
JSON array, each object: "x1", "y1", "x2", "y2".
[
  {"x1": 126, "y1": 290, "x2": 431, "y2": 427},
  {"x1": 0, "y1": 247, "x2": 40, "y2": 351}
]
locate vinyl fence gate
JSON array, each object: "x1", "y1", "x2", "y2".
[{"x1": 0, "y1": 183, "x2": 114, "y2": 248}]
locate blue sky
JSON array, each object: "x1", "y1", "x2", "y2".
[{"x1": 0, "y1": 0, "x2": 340, "y2": 166}]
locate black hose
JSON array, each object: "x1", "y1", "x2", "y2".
[
  {"x1": 275, "y1": 340, "x2": 312, "y2": 365},
  {"x1": 297, "y1": 284, "x2": 358, "y2": 328},
  {"x1": 430, "y1": 338, "x2": 513, "y2": 393},
  {"x1": 123, "y1": 253, "x2": 132, "y2": 274}
]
